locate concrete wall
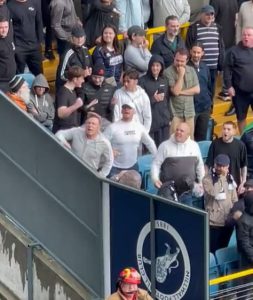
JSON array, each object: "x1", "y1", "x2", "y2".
[{"x1": 0, "y1": 213, "x2": 94, "y2": 300}]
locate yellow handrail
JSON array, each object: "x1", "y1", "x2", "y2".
[
  {"x1": 89, "y1": 22, "x2": 190, "y2": 54},
  {"x1": 209, "y1": 269, "x2": 253, "y2": 286}
]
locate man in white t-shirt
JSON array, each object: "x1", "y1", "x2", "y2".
[{"x1": 104, "y1": 101, "x2": 157, "y2": 177}]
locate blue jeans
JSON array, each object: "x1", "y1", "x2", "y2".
[{"x1": 179, "y1": 191, "x2": 193, "y2": 207}]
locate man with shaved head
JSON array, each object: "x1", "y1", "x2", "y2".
[
  {"x1": 224, "y1": 27, "x2": 253, "y2": 134},
  {"x1": 151, "y1": 122, "x2": 205, "y2": 206}
]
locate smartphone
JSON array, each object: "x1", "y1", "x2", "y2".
[{"x1": 157, "y1": 86, "x2": 165, "y2": 94}]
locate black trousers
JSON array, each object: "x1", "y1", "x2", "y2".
[
  {"x1": 41, "y1": 0, "x2": 53, "y2": 52},
  {"x1": 194, "y1": 110, "x2": 210, "y2": 141},
  {"x1": 210, "y1": 225, "x2": 233, "y2": 254},
  {"x1": 15, "y1": 48, "x2": 42, "y2": 76},
  {"x1": 150, "y1": 125, "x2": 169, "y2": 148}
]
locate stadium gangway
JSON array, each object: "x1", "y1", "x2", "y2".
[{"x1": 210, "y1": 268, "x2": 253, "y2": 299}]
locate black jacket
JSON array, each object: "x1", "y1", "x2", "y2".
[
  {"x1": 236, "y1": 192, "x2": 253, "y2": 265},
  {"x1": 186, "y1": 21, "x2": 225, "y2": 71},
  {"x1": 138, "y1": 55, "x2": 170, "y2": 132},
  {"x1": 151, "y1": 34, "x2": 185, "y2": 68},
  {"x1": 0, "y1": 35, "x2": 16, "y2": 91},
  {"x1": 83, "y1": 79, "x2": 116, "y2": 121},
  {"x1": 241, "y1": 125, "x2": 253, "y2": 177},
  {"x1": 224, "y1": 42, "x2": 253, "y2": 93},
  {"x1": 210, "y1": 0, "x2": 238, "y2": 49},
  {"x1": 85, "y1": 0, "x2": 119, "y2": 48},
  {"x1": 56, "y1": 45, "x2": 92, "y2": 90}
]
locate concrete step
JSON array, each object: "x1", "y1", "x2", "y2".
[{"x1": 213, "y1": 110, "x2": 253, "y2": 136}]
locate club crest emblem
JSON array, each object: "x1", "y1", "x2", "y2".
[{"x1": 136, "y1": 220, "x2": 191, "y2": 299}]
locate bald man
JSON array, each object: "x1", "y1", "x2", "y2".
[{"x1": 151, "y1": 122, "x2": 205, "y2": 206}]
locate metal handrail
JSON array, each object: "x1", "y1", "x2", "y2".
[
  {"x1": 209, "y1": 269, "x2": 253, "y2": 286},
  {"x1": 89, "y1": 22, "x2": 190, "y2": 54}
]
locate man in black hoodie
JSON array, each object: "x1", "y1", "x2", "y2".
[{"x1": 139, "y1": 54, "x2": 170, "y2": 147}]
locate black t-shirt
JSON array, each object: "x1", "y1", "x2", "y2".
[
  {"x1": 8, "y1": 0, "x2": 43, "y2": 50},
  {"x1": 53, "y1": 86, "x2": 81, "y2": 133},
  {"x1": 206, "y1": 138, "x2": 247, "y2": 186}
]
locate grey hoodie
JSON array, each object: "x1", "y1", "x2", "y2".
[{"x1": 27, "y1": 74, "x2": 55, "y2": 128}]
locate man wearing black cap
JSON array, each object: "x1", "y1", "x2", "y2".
[
  {"x1": 203, "y1": 153, "x2": 238, "y2": 253},
  {"x1": 186, "y1": 4, "x2": 225, "y2": 100},
  {"x1": 55, "y1": 25, "x2": 92, "y2": 91},
  {"x1": 124, "y1": 25, "x2": 152, "y2": 76},
  {"x1": 83, "y1": 63, "x2": 116, "y2": 129}
]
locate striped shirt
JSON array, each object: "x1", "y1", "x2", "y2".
[{"x1": 196, "y1": 23, "x2": 219, "y2": 69}]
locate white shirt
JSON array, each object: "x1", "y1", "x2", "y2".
[
  {"x1": 104, "y1": 119, "x2": 157, "y2": 168},
  {"x1": 151, "y1": 134, "x2": 205, "y2": 183}
]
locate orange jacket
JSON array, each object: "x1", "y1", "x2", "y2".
[{"x1": 6, "y1": 92, "x2": 27, "y2": 111}]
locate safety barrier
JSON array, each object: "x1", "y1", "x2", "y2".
[
  {"x1": 210, "y1": 269, "x2": 253, "y2": 299},
  {"x1": 89, "y1": 22, "x2": 190, "y2": 54},
  {"x1": 0, "y1": 91, "x2": 208, "y2": 299}
]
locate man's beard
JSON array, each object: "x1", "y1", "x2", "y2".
[{"x1": 18, "y1": 89, "x2": 30, "y2": 104}]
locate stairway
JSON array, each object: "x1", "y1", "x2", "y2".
[{"x1": 212, "y1": 75, "x2": 253, "y2": 137}]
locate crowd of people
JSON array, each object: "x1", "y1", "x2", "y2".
[{"x1": 1, "y1": 0, "x2": 253, "y2": 297}]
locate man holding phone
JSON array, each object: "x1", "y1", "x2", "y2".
[{"x1": 139, "y1": 54, "x2": 171, "y2": 147}]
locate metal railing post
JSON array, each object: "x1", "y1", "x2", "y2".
[{"x1": 27, "y1": 243, "x2": 40, "y2": 300}]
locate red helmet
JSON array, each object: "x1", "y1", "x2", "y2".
[{"x1": 118, "y1": 267, "x2": 141, "y2": 284}]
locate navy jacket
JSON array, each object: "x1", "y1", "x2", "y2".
[
  {"x1": 92, "y1": 45, "x2": 123, "y2": 83},
  {"x1": 188, "y1": 60, "x2": 212, "y2": 113}
]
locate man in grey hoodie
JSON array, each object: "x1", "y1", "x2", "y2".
[{"x1": 27, "y1": 74, "x2": 55, "y2": 130}]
